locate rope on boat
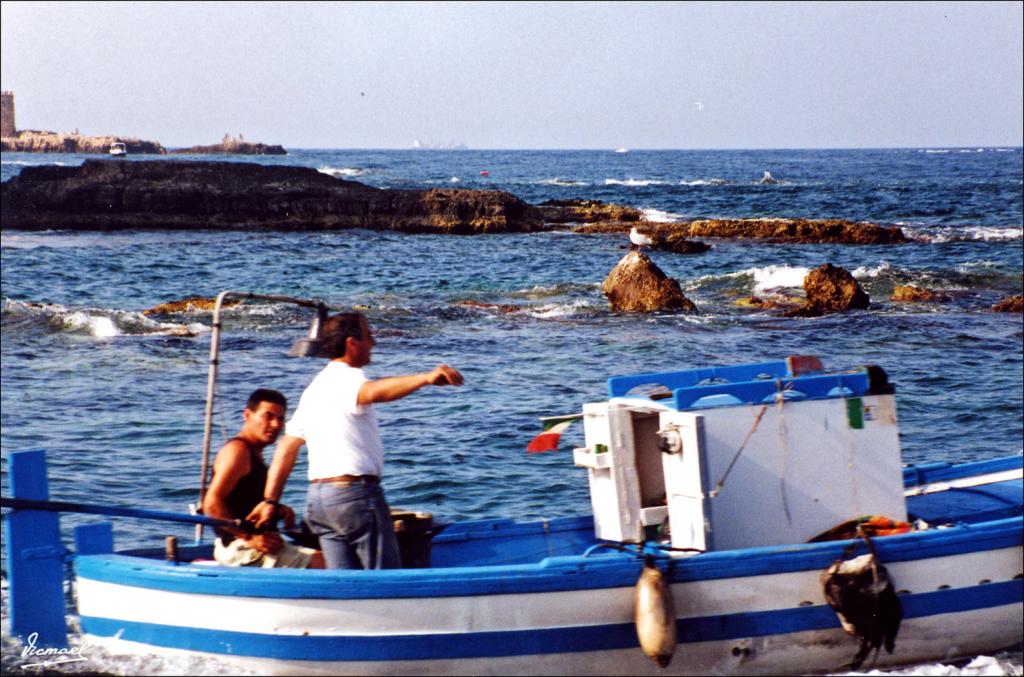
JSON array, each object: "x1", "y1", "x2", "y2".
[
  {"x1": 776, "y1": 380, "x2": 794, "y2": 525},
  {"x1": 709, "y1": 404, "x2": 768, "y2": 498}
]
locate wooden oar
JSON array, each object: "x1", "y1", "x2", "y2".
[{"x1": 0, "y1": 496, "x2": 254, "y2": 532}]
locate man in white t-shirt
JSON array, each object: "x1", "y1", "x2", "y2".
[{"x1": 248, "y1": 312, "x2": 463, "y2": 569}]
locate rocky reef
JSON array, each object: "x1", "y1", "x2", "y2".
[
  {"x1": 0, "y1": 130, "x2": 166, "y2": 154},
  {"x1": 992, "y1": 295, "x2": 1023, "y2": 313},
  {"x1": 538, "y1": 199, "x2": 643, "y2": 226},
  {"x1": 170, "y1": 140, "x2": 287, "y2": 155},
  {"x1": 0, "y1": 162, "x2": 916, "y2": 244},
  {"x1": 577, "y1": 217, "x2": 907, "y2": 245},
  {"x1": 0, "y1": 160, "x2": 547, "y2": 233},
  {"x1": 683, "y1": 218, "x2": 906, "y2": 244}
]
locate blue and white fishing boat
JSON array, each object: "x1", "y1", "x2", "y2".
[{"x1": 3, "y1": 292, "x2": 1022, "y2": 675}]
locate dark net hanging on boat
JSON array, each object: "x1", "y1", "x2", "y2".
[{"x1": 820, "y1": 530, "x2": 903, "y2": 670}]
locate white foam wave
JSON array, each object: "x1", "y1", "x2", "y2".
[
  {"x1": 640, "y1": 208, "x2": 684, "y2": 223},
  {"x1": 604, "y1": 178, "x2": 671, "y2": 187},
  {"x1": 528, "y1": 300, "x2": 593, "y2": 318},
  {"x1": 680, "y1": 178, "x2": 729, "y2": 186},
  {"x1": 955, "y1": 260, "x2": 1002, "y2": 273},
  {"x1": 317, "y1": 165, "x2": 365, "y2": 178},
  {"x1": 902, "y1": 225, "x2": 1023, "y2": 243},
  {"x1": 922, "y1": 149, "x2": 951, "y2": 154},
  {"x1": 852, "y1": 261, "x2": 895, "y2": 279},
  {"x1": 747, "y1": 265, "x2": 811, "y2": 293},
  {"x1": 2, "y1": 299, "x2": 206, "y2": 337},
  {"x1": 450, "y1": 176, "x2": 461, "y2": 183},
  {"x1": 1, "y1": 160, "x2": 67, "y2": 166},
  {"x1": 538, "y1": 178, "x2": 589, "y2": 186}
]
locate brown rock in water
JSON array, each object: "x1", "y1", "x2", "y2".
[
  {"x1": 683, "y1": 218, "x2": 907, "y2": 245},
  {"x1": 144, "y1": 297, "x2": 241, "y2": 315},
  {"x1": 785, "y1": 263, "x2": 870, "y2": 317},
  {"x1": 891, "y1": 285, "x2": 950, "y2": 302},
  {"x1": 539, "y1": 199, "x2": 643, "y2": 224},
  {"x1": 992, "y1": 295, "x2": 1024, "y2": 313},
  {"x1": 660, "y1": 231, "x2": 711, "y2": 254},
  {"x1": 735, "y1": 296, "x2": 793, "y2": 310},
  {"x1": 602, "y1": 251, "x2": 697, "y2": 312}
]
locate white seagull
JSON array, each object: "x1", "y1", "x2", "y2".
[
  {"x1": 694, "y1": 101, "x2": 704, "y2": 111},
  {"x1": 629, "y1": 226, "x2": 655, "y2": 249}
]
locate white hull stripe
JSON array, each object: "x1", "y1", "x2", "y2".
[
  {"x1": 74, "y1": 546, "x2": 1021, "y2": 635},
  {"x1": 79, "y1": 579, "x2": 1022, "y2": 661},
  {"x1": 74, "y1": 517, "x2": 1022, "y2": 599}
]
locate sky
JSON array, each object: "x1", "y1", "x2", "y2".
[{"x1": 1, "y1": 1, "x2": 1021, "y2": 150}]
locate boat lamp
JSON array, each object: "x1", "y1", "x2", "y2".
[{"x1": 289, "y1": 303, "x2": 330, "y2": 358}]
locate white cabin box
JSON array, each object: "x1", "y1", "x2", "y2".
[{"x1": 574, "y1": 359, "x2": 907, "y2": 552}]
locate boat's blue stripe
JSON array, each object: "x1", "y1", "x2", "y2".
[
  {"x1": 80, "y1": 579, "x2": 1022, "y2": 661},
  {"x1": 73, "y1": 517, "x2": 1023, "y2": 599}
]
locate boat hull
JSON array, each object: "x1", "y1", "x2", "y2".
[
  {"x1": 75, "y1": 517, "x2": 1023, "y2": 675},
  {"x1": 81, "y1": 603, "x2": 1023, "y2": 676}
]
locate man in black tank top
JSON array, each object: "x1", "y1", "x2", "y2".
[{"x1": 203, "y1": 389, "x2": 323, "y2": 568}]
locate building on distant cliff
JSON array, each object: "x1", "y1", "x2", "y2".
[{"x1": 1, "y1": 91, "x2": 15, "y2": 138}]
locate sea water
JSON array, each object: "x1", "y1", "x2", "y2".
[{"x1": 1, "y1": 147, "x2": 1022, "y2": 675}]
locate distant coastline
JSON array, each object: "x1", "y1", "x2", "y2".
[
  {"x1": 0, "y1": 92, "x2": 285, "y2": 155},
  {"x1": 0, "y1": 130, "x2": 287, "y2": 155},
  {"x1": 0, "y1": 130, "x2": 167, "y2": 154}
]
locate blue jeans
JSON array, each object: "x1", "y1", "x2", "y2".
[{"x1": 305, "y1": 482, "x2": 401, "y2": 570}]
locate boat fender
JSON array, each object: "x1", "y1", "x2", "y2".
[
  {"x1": 634, "y1": 556, "x2": 677, "y2": 668},
  {"x1": 820, "y1": 537, "x2": 902, "y2": 670}
]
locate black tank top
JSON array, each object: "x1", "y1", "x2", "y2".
[{"x1": 213, "y1": 437, "x2": 267, "y2": 542}]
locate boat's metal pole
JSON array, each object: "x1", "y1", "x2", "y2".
[
  {"x1": 194, "y1": 290, "x2": 327, "y2": 543},
  {"x1": 195, "y1": 290, "x2": 233, "y2": 543}
]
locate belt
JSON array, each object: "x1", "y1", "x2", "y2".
[{"x1": 311, "y1": 474, "x2": 380, "y2": 485}]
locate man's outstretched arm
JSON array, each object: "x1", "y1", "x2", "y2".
[{"x1": 358, "y1": 364, "x2": 463, "y2": 405}]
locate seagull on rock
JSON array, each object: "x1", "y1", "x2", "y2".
[{"x1": 630, "y1": 227, "x2": 655, "y2": 249}]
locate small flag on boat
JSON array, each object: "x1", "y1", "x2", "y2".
[{"x1": 526, "y1": 414, "x2": 581, "y2": 453}]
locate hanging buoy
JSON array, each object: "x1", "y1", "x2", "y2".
[
  {"x1": 479, "y1": 170, "x2": 489, "y2": 177},
  {"x1": 634, "y1": 557, "x2": 677, "y2": 667}
]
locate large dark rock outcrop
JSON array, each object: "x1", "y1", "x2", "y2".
[
  {"x1": 601, "y1": 251, "x2": 697, "y2": 312},
  {"x1": 0, "y1": 160, "x2": 545, "y2": 232},
  {"x1": 785, "y1": 263, "x2": 870, "y2": 317}
]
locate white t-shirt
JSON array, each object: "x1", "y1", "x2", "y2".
[{"x1": 285, "y1": 361, "x2": 384, "y2": 480}]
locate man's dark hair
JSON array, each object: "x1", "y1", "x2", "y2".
[
  {"x1": 320, "y1": 313, "x2": 365, "y2": 359},
  {"x1": 246, "y1": 388, "x2": 287, "y2": 411}
]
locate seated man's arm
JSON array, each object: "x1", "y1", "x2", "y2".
[
  {"x1": 248, "y1": 434, "x2": 304, "y2": 529},
  {"x1": 204, "y1": 441, "x2": 282, "y2": 554},
  {"x1": 358, "y1": 364, "x2": 463, "y2": 405}
]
